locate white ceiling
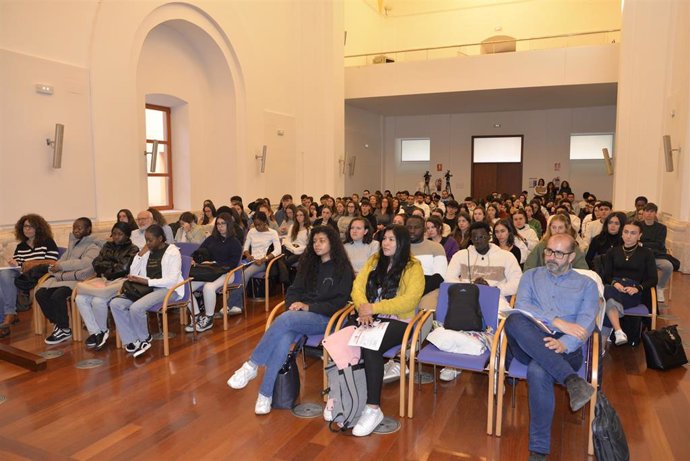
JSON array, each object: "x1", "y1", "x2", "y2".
[{"x1": 345, "y1": 83, "x2": 618, "y2": 115}]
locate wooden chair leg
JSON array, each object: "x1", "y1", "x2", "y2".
[
  {"x1": 487, "y1": 363, "x2": 496, "y2": 435},
  {"x1": 33, "y1": 297, "x2": 45, "y2": 335},
  {"x1": 163, "y1": 310, "x2": 169, "y2": 356}
]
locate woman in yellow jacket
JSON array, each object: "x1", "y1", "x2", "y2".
[{"x1": 350, "y1": 223, "x2": 424, "y2": 436}]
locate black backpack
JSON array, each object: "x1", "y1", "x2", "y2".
[
  {"x1": 592, "y1": 391, "x2": 630, "y2": 461},
  {"x1": 445, "y1": 283, "x2": 483, "y2": 331}
]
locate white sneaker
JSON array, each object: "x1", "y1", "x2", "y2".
[
  {"x1": 439, "y1": 367, "x2": 462, "y2": 382},
  {"x1": 323, "y1": 406, "x2": 333, "y2": 422},
  {"x1": 255, "y1": 394, "x2": 272, "y2": 415},
  {"x1": 614, "y1": 330, "x2": 628, "y2": 346},
  {"x1": 383, "y1": 360, "x2": 401, "y2": 382},
  {"x1": 228, "y1": 306, "x2": 242, "y2": 316},
  {"x1": 657, "y1": 287, "x2": 665, "y2": 303},
  {"x1": 352, "y1": 406, "x2": 384, "y2": 437},
  {"x1": 227, "y1": 362, "x2": 258, "y2": 389}
]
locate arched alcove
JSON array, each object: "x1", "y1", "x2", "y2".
[{"x1": 136, "y1": 17, "x2": 238, "y2": 211}]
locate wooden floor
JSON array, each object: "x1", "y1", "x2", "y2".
[{"x1": 1, "y1": 275, "x2": 689, "y2": 461}]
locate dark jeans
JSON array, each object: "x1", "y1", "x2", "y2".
[
  {"x1": 504, "y1": 314, "x2": 584, "y2": 455},
  {"x1": 35, "y1": 286, "x2": 73, "y2": 330},
  {"x1": 350, "y1": 317, "x2": 408, "y2": 406}
]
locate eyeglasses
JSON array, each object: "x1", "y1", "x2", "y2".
[
  {"x1": 543, "y1": 248, "x2": 573, "y2": 259},
  {"x1": 23, "y1": 224, "x2": 35, "y2": 229}
]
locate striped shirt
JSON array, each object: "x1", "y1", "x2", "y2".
[{"x1": 14, "y1": 239, "x2": 60, "y2": 267}]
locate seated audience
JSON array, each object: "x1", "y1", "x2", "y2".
[
  {"x1": 0, "y1": 214, "x2": 59, "y2": 336},
  {"x1": 443, "y1": 221, "x2": 522, "y2": 381},
  {"x1": 639, "y1": 203, "x2": 674, "y2": 302},
  {"x1": 344, "y1": 218, "x2": 380, "y2": 274},
  {"x1": 227, "y1": 225, "x2": 354, "y2": 414},
  {"x1": 375, "y1": 196, "x2": 394, "y2": 229},
  {"x1": 117, "y1": 209, "x2": 138, "y2": 232},
  {"x1": 37, "y1": 218, "x2": 101, "y2": 344},
  {"x1": 359, "y1": 199, "x2": 378, "y2": 230},
  {"x1": 132, "y1": 210, "x2": 153, "y2": 248},
  {"x1": 492, "y1": 219, "x2": 523, "y2": 264},
  {"x1": 524, "y1": 214, "x2": 588, "y2": 271},
  {"x1": 601, "y1": 221, "x2": 657, "y2": 345},
  {"x1": 186, "y1": 212, "x2": 244, "y2": 332},
  {"x1": 585, "y1": 212, "x2": 625, "y2": 270},
  {"x1": 313, "y1": 205, "x2": 338, "y2": 231},
  {"x1": 472, "y1": 206, "x2": 489, "y2": 225},
  {"x1": 426, "y1": 216, "x2": 459, "y2": 262},
  {"x1": 274, "y1": 194, "x2": 293, "y2": 226},
  {"x1": 277, "y1": 204, "x2": 296, "y2": 237},
  {"x1": 147, "y1": 208, "x2": 175, "y2": 244},
  {"x1": 337, "y1": 201, "x2": 359, "y2": 241},
  {"x1": 283, "y1": 206, "x2": 311, "y2": 266},
  {"x1": 505, "y1": 234, "x2": 598, "y2": 460},
  {"x1": 443, "y1": 200, "x2": 460, "y2": 231},
  {"x1": 242, "y1": 211, "x2": 282, "y2": 283},
  {"x1": 75, "y1": 222, "x2": 139, "y2": 349},
  {"x1": 110, "y1": 224, "x2": 183, "y2": 358},
  {"x1": 627, "y1": 196, "x2": 648, "y2": 220},
  {"x1": 453, "y1": 212, "x2": 473, "y2": 250},
  {"x1": 513, "y1": 210, "x2": 539, "y2": 256},
  {"x1": 349, "y1": 224, "x2": 424, "y2": 436},
  {"x1": 525, "y1": 204, "x2": 543, "y2": 238},
  {"x1": 582, "y1": 201, "x2": 612, "y2": 251},
  {"x1": 257, "y1": 202, "x2": 280, "y2": 232},
  {"x1": 174, "y1": 211, "x2": 206, "y2": 244}
]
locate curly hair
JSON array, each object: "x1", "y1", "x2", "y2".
[
  {"x1": 298, "y1": 225, "x2": 353, "y2": 293},
  {"x1": 14, "y1": 214, "x2": 53, "y2": 246},
  {"x1": 365, "y1": 224, "x2": 412, "y2": 302}
]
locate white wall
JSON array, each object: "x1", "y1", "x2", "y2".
[
  {"x1": 344, "y1": 105, "x2": 384, "y2": 194},
  {"x1": 376, "y1": 106, "x2": 616, "y2": 199},
  {"x1": 345, "y1": 0, "x2": 621, "y2": 56},
  {"x1": 0, "y1": 0, "x2": 344, "y2": 226}
]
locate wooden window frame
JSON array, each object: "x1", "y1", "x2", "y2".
[{"x1": 146, "y1": 103, "x2": 174, "y2": 210}]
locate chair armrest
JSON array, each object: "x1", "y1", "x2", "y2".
[
  {"x1": 407, "y1": 309, "x2": 435, "y2": 363},
  {"x1": 650, "y1": 286, "x2": 658, "y2": 329},
  {"x1": 324, "y1": 303, "x2": 353, "y2": 338},
  {"x1": 488, "y1": 318, "x2": 507, "y2": 376},
  {"x1": 509, "y1": 295, "x2": 516, "y2": 308},
  {"x1": 332, "y1": 304, "x2": 356, "y2": 332},
  {"x1": 162, "y1": 278, "x2": 193, "y2": 312},
  {"x1": 265, "y1": 253, "x2": 284, "y2": 276},
  {"x1": 35, "y1": 273, "x2": 53, "y2": 288},
  {"x1": 266, "y1": 301, "x2": 286, "y2": 331},
  {"x1": 222, "y1": 265, "x2": 244, "y2": 292}
]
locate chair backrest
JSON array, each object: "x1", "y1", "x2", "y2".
[
  {"x1": 573, "y1": 269, "x2": 607, "y2": 330},
  {"x1": 175, "y1": 242, "x2": 200, "y2": 258},
  {"x1": 435, "y1": 282, "x2": 501, "y2": 330},
  {"x1": 180, "y1": 255, "x2": 193, "y2": 301}
]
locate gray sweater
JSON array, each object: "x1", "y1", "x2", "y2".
[{"x1": 42, "y1": 234, "x2": 102, "y2": 289}]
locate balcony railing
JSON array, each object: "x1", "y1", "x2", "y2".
[{"x1": 344, "y1": 29, "x2": 621, "y2": 67}]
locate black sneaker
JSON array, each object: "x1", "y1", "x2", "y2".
[
  {"x1": 133, "y1": 339, "x2": 151, "y2": 358},
  {"x1": 85, "y1": 334, "x2": 98, "y2": 348},
  {"x1": 125, "y1": 341, "x2": 140, "y2": 353},
  {"x1": 197, "y1": 315, "x2": 214, "y2": 332},
  {"x1": 45, "y1": 328, "x2": 72, "y2": 345},
  {"x1": 95, "y1": 329, "x2": 109, "y2": 350}
]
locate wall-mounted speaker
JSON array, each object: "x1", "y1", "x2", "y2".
[
  {"x1": 663, "y1": 134, "x2": 680, "y2": 173},
  {"x1": 46, "y1": 123, "x2": 64, "y2": 169},
  {"x1": 348, "y1": 155, "x2": 357, "y2": 176},
  {"x1": 602, "y1": 148, "x2": 613, "y2": 176},
  {"x1": 255, "y1": 145, "x2": 267, "y2": 173},
  {"x1": 149, "y1": 140, "x2": 159, "y2": 173}
]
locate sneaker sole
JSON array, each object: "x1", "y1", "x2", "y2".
[
  {"x1": 96, "y1": 332, "x2": 109, "y2": 350},
  {"x1": 133, "y1": 343, "x2": 151, "y2": 358},
  {"x1": 45, "y1": 336, "x2": 72, "y2": 345}
]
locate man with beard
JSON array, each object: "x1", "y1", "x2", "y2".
[{"x1": 504, "y1": 234, "x2": 599, "y2": 461}]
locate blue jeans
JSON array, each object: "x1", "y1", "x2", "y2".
[
  {"x1": 505, "y1": 314, "x2": 584, "y2": 455},
  {"x1": 0, "y1": 268, "x2": 20, "y2": 320},
  {"x1": 250, "y1": 310, "x2": 329, "y2": 397}
]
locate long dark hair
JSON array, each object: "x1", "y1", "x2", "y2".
[
  {"x1": 493, "y1": 218, "x2": 517, "y2": 247},
  {"x1": 14, "y1": 214, "x2": 53, "y2": 246},
  {"x1": 117, "y1": 209, "x2": 138, "y2": 231},
  {"x1": 593, "y1": 211, "x2": 626, "y2": 247},
  {"x1": 453, "y1": 211, "x2": 472, "y2": 249},
  {"x1": 365, "y1": 224, "x2": 411, "y2": 302},
  {"x1": 298, "y1": 225, "x2": 353, "y2": 293},
  {"x1": 201, "y1": 203, "x2": 217, "y2": 225},
  {"x1": 211, "y1": 212, "x2": 237, "y2": 240},
  {"x1": 291, "y1": 206, "x2": 311, "y2": 241}
]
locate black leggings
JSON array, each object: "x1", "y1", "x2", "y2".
[
  {"x1": 359, "y1": 318, "x2": 409, "y2": 406},
  {"x1": 35, "y1": 286, "x2": 72, "y2": 330}
]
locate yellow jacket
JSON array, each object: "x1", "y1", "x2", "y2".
[{"x1": 351, "y1": 254, "x2": 425, "y2": 320}]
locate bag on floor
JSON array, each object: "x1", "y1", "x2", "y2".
[
  {"x1": 324, "y1": 360, "x2": 367, "y2": 431},
  {"x1": 272, "y1": 336, "x2": 305, "y2": 409},
  {"x1": 642, "y1": 324, "x2": 688, "y2": 370},
  {"x1": 592, "y1": 391, "x2": 630, "y2": 461},
  {"x1": 445, "y1": 283, "x2": 483, "y2": 331}
]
